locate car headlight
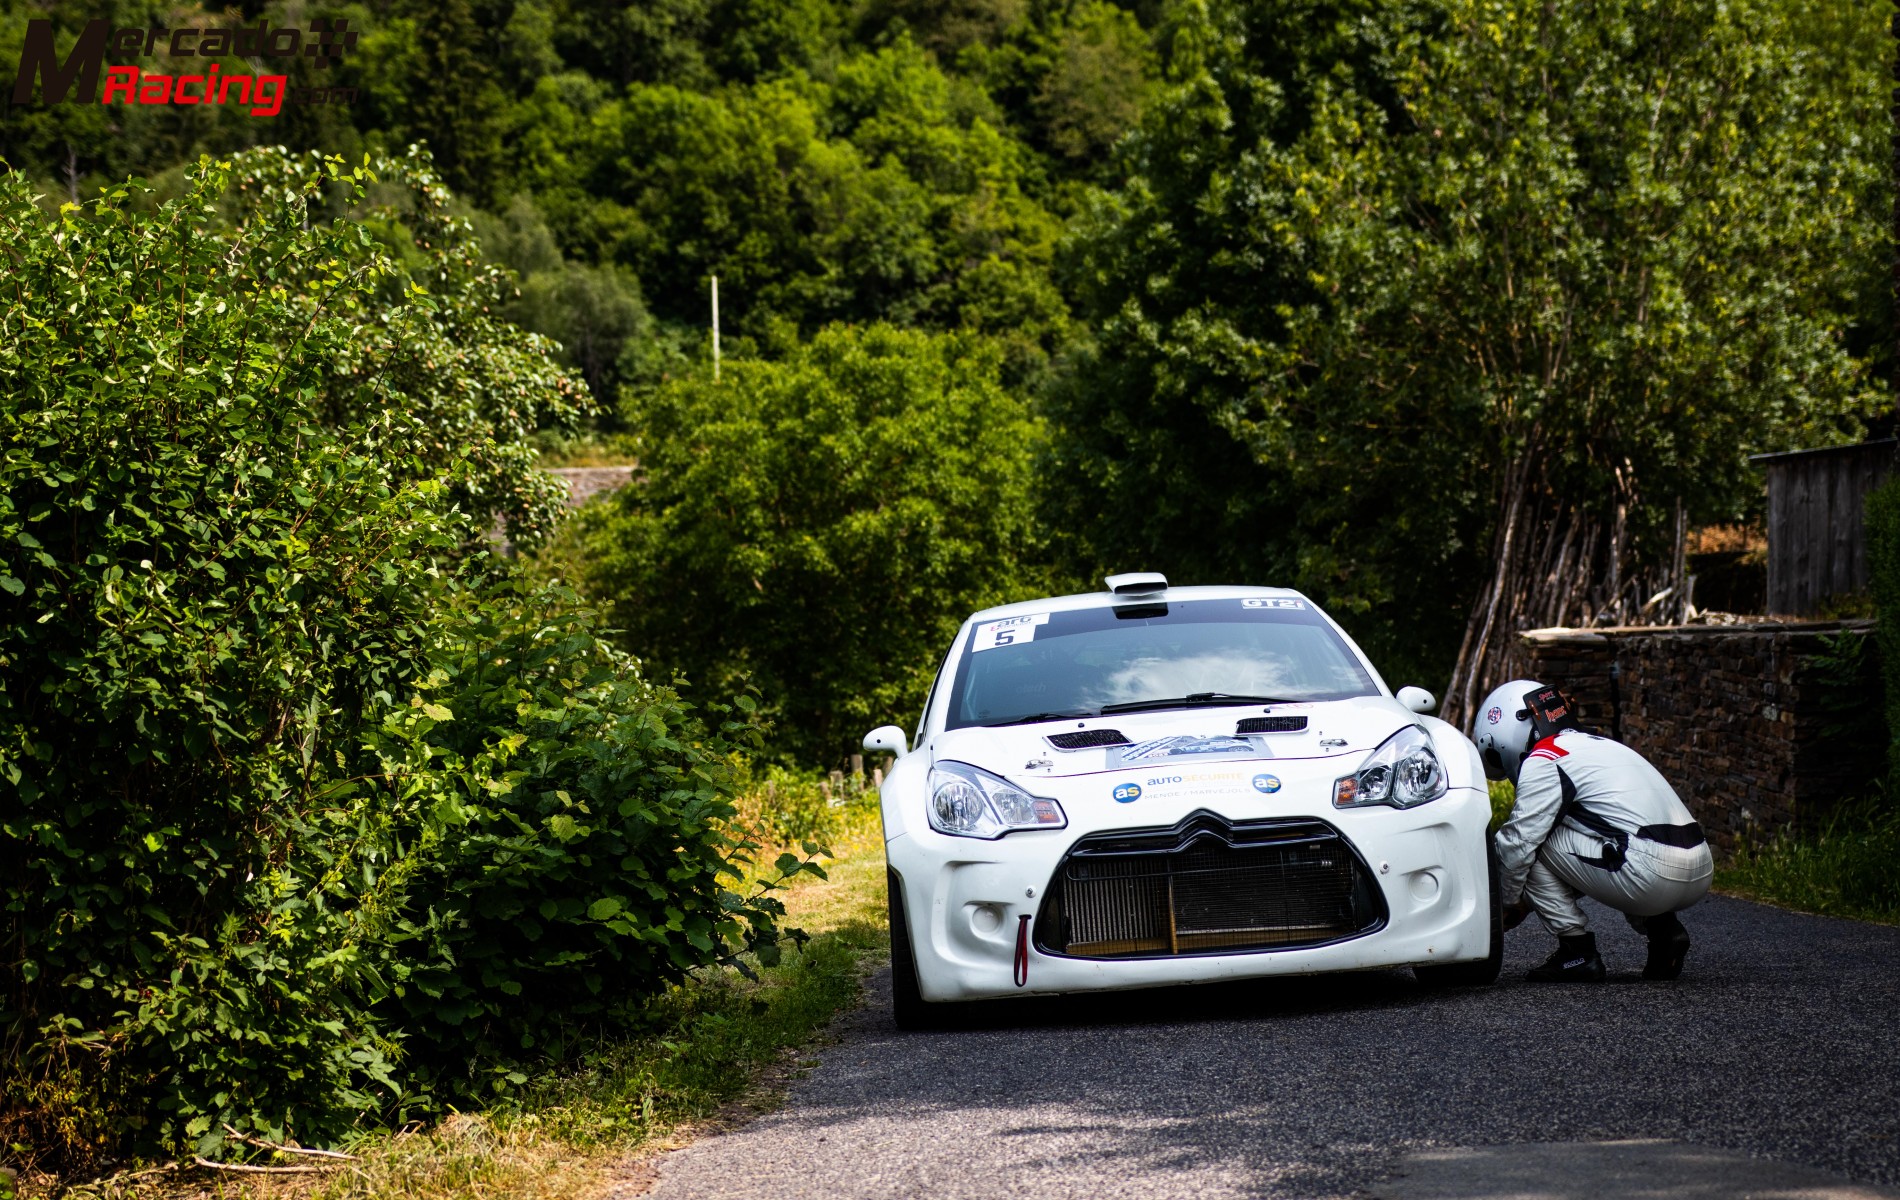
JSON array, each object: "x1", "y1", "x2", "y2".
[
  {"x1": 927, "y1": 761, "x2": 1067, "y2": 839},
  {"x1": 1333, "y1": 724, "x2": 1447, "y2": 810}
]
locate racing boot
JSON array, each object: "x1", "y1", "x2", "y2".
[
  {"x1": 1641, "y1": 911, "x2": 1692, "y2": 981},
  {"x1": 1526, "y1": 933, "x2": 1606, "y2": 983}
]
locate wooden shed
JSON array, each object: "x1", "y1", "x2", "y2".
[{"x1": 1749, "y1": 439, "x2": 1897, "y2": 615}]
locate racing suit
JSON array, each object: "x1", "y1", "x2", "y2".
[{"x1": 1495, "y1": 730, "x2": 1714, "y2": 937}]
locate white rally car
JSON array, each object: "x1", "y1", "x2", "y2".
[{"x1": 863, "y1": 574, "x2": 1500, "y2": 1027}]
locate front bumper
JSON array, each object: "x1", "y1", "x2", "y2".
[{"x1": 885, "y1": 785, "x2": 1492, "y2": 1002}]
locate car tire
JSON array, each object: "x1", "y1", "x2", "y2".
[
  {"x1": 1414, "y1": 832, "x2": 1504, "y2": 988},
  {"x1": 887, "y1": 869, "x2": 969, "y2": 1029}
]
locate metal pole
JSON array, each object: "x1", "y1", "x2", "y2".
[{"x1": 711, "y1": 274, "x2": 721, "y2": 382}]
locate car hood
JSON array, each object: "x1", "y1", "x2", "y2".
[{"x1": 931, "y1": 696, "x2": 1416, "y2": 782}]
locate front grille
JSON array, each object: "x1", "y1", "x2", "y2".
[
  {"x1": 1035, "y1": 812, "x2": 1385, "y2": 959},
  {"x1": 1235, "y1": 715, "x2": 1308, "y2": 733},
  {"x1": 1046, "y1": 729, "x2": 1132, "y2": 749}
]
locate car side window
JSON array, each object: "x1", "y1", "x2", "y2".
[{"x1": 914, "y1": 641, "x2": 958, "y2": 744}]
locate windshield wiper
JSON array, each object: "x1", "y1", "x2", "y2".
[
  {"x1": 1099, "y1": 693, "x2": 1292, "y2": 715},
  {"x1": 984, "y1": 711, "x2": 1095, "y2": 727}
]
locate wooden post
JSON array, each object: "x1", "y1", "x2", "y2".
[
  {"x1": 850, "y1": 753, "x2": 863, "y2": 777},
  {"x1": 711, "y1": 274, "x2": 721, "y2": 382}
]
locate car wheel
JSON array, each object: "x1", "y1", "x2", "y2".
[
  {"x1": 1415, "y1": 832, "x2": 1503, "y2": 988},
  {"x1": 887, "y1": 869, "x2": 968, "y2": 1029}
]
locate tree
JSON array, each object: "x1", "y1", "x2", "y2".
[
  {"x1": 1034, "y1": 2, "x2": 1154, "y2": 161},
  {"x1": 572, "y1": 325, "x2": 1052, "y2": 761},
  {"x1": 1054, "y1": 0, "x2": 1885, "y2": 717},
  {"x1": 1050, "y1": 0, "x2": 1463, "y2": 688}
]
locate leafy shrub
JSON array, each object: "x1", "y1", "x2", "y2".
[
  {"x1": 372, "y1": 585, "x2": 809, "y2": 1083},
  {"x1": 0, "y1": 158, "x2": 801, "y2": 1172},
  {"x1": 0, "y1": 157, "x2": 467, "y2": 1162},
  {"x1": 1865, "y1": 476, "x2": 1900, "y2": 785},
  {"x1": 1800, "y1": 629, "x2": 1885, "y2": 787}
]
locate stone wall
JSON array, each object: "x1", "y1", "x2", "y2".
[{"x1": 1520, "y1": 619, "x2": 1876, "y2": 856}]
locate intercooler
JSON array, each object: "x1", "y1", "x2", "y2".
[{"x1": 1033, "y1": 811, "x2": 1386, "y2": 958}]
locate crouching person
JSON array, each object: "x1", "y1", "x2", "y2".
[{"x1": 1475, "y1": 681, "x2": 1714, "y2": 982}]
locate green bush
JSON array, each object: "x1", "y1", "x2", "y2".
[
  {"x1": 0, "y1": 158, "x2": 460, "y2": 1161},
  {"x1": 1865, "y1": 476, "x2": 1900, "y2": 785},
  {"x1": 377, "y1": 587, "x2": 799, "y2": 1081},
  {"x1": 571, "y1": 324, "x2": 1053, "y2": 763},
  {"x1": 0, "y1": 158, "x2": 805, "y2": 1172}
]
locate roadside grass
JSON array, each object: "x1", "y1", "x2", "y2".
[
  {"x1": 1716, "y1": 798, "x2": 1900, "y2": 925},
  {"x1": 32, "y1": 797, "x2": 890, "y2": 1200}
]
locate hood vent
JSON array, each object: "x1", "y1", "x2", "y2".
[
  {"x1": 1046, "y1": 729, "x2": 1132, "y2": 750},
  {"x1": 1235, "y1": 715, "x2": 1308, "y2": 734}
]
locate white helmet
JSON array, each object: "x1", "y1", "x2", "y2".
[{"x1": 1472, "y1": 678, "x2": 1545, "y2": 783}]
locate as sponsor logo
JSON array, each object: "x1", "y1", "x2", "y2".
[
  {"x1": 1112, "y1": 782, "x2": 1142, "y2": 803},
  {"x1": 1251, "y1": 773, "x2": 1281, "y2": 793},
  {"x1": 12, "y1": 17, "x2": 361, "y2": 117}
]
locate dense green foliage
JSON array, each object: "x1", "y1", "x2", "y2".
[
  {"x1": 572, "y1": 325, "x2": 1049, "y2": 762},
  {"x1": 218, "y1": 146, "x2": 595, "y2": 548},
  {"x1": 0, "y1": 158, "x2": 810, "y2": 1169},
  {"x1": 368, "y1": 589, "x2": 804, "y2": 1079},
  {"x1": 5, "y1": 0, "x2": 1883, "y2": 731},
  {"x1": 0, "y1": 0, "x2": 1161, "y2": 390},
  {"x1": 1051, "y1": 0, "x2": 1888, "y2": 694}
]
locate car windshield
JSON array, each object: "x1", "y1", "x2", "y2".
[{"x1": 942, "y1": 597, "x2": 1379, "y2": 729}]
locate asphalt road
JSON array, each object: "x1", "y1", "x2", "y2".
[{"x1": 637, "y1": 894, "x2": 1900, "y2": 1200}]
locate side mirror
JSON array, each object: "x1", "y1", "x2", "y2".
[
  {"x1": 1397, "y1": 686, "x2": 1436, "y2": 714},
  {"x1": 863, "y1": 725, "x2": 909, "y2": 756}
]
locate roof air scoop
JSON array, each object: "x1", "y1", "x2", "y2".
[{"x1": 1105, "y1": 571, "x2": 1168, "y2": 596}]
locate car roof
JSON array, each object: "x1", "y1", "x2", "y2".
[{"x1": 965, "y1": 584, "x2": 1309, "y2": 625}]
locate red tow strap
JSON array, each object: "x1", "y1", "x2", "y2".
[{"x1": 1014, "y1": 914, "x2": 1032, "y2": 987}]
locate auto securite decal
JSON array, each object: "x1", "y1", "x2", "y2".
[
  {"x1": 971, "y1": 612, "x2": 1050, "y2": 652},
  {"x1": 1241, "y1": 598, "x2": 1304, "y2": 609},
  {"x1": 1251, "y1": 773, "x2": 1282, "y2": 793},
  {"x1": 1114, "y1": 768, "x2": 1255, "y2": 801}
]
